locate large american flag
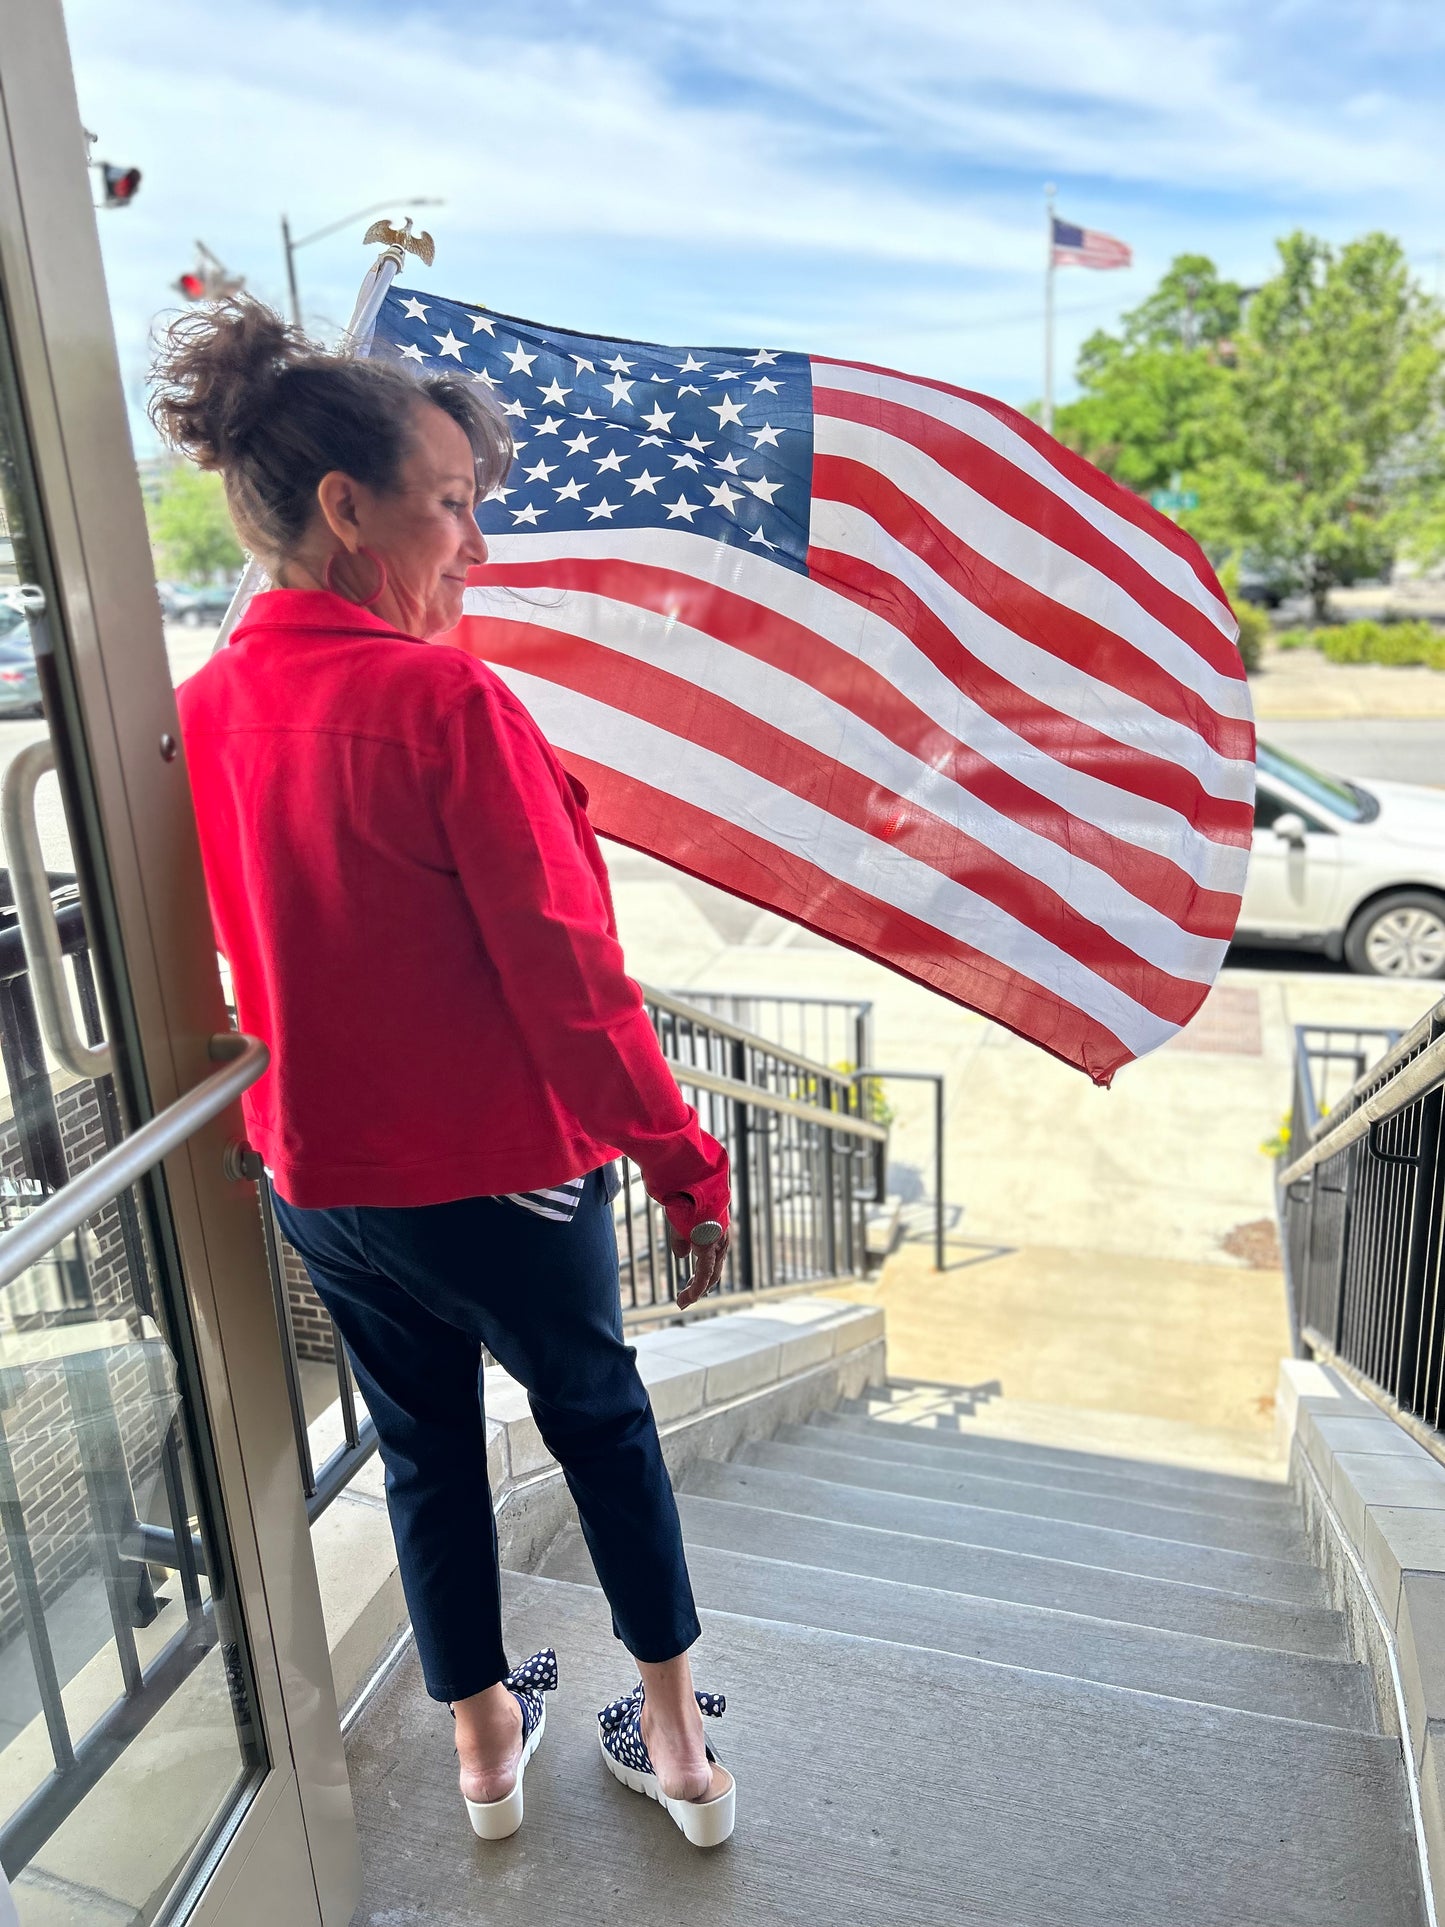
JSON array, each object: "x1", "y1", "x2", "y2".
[{"x1": 371, "y1": 287, "x2": 1254, "y2": 1086}]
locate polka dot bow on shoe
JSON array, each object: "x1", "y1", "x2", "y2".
[
  {"x1": 503, "y1": 1648, "x2": 559, "y2": 1747},
  {"x1": 596, "y1": 1680, "x2": 735, "y2": 1848}
]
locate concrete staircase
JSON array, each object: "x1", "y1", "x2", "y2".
[{"x1": 346, "y1": 1380, "x2": 1427, "y2": 1925}]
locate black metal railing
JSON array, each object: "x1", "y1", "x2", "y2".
[
  {"x1": 0, "y1": 871, "x2": 234, "y2": 1877},
  {"x1": 1278, "y1": 1001, "x2": 1445, "y2": 1439}
]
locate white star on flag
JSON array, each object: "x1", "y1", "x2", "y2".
[
  {"x1": 604, "y1": 354, "x2": 634, "y2": 373},
  {"x1": 750, "y1": 348, "x2": 779, "y2": 365},
  {"x1": 707, "y1": 481, "x2": 743, "y2": 512},
  {"x1": 554, "y1": 476, "x2": 586, "y2": 502},
  {"x1": 677, "y1": 353, "x2": 707, "y2": 373},
  {"x1": 709, "y1": 395, "x2": 746, "y2": 428},
  {"x1": 433, "y1": 330, "x2": 466, "y2": 360},
  {"x1": 398, "y1": 342, "x2": 428, "y2": 363},
  {"x1": 664, "y1": 494, "x2": 699, "y2": 521},
  {"x1": 470, "y1": 313, "x2": 496, "y2": 334},
  {"x1": 605, "y1": 374, "x2": 635, "y2": 407},
  {"x1": 538, "y1": 378, "x2": 572, "y2": 407},
  {"x1": 641, "y1": 404, "x2": 674, "y2": 433},
  {"x1": 750, "y1": 423, "x2": 783, "y2": 448},
  {"x1": 533, "y1": 416, "x2": 562, "y2": 436},
  {"x1": 586, "y1": 497, "x2": 620, "y2": 520},
  {"x1": 628, "y1": 469, "x2": 662, "y2": 493},
  {"x1": 523, "y1": 459, "x2": 557, "y2": 483},
  {"x1": 565, "y1": 430, "x2": 596, "y2": 456},
  {"x1": 596, "y1": 449, "x2": 627, "y2": 474},
  {"x1": 399, "y1": 297, "x2": 428, "y2": 321},
  {"x1": 510, "y1": 502, "x2": 545, "y2": 524},
  {"x1": 506, "y1": 344, "x2": 538, "y2": 376},
  {"x1": 745, "y1": 474, "x2": 783, "y2": 503}
]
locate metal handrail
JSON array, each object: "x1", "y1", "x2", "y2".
[
  {"x1": 642, "y1": 982, "x2": 869, "y2": 1088},
  {"x1": 662, "y1": 1056, "x2": 887, "y2": 1139},
  {"x1": 1279, "y1": 1029, "x2": 1445, "y2": 1185},
  {"x1": 0, "y1": 1032, "x2": 267, "y2": 1290}
]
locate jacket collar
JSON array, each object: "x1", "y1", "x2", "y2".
[{"x1": 229, "y1": 587, "x2": 426, "y2": 648}]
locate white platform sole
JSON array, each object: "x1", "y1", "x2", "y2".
[
  {"x1": 598, "y1": 1730, "x2": 735, "y2": 1848},
  {"x1": 463, "y1": 1704, "x2": 546, "y2": 1841}
]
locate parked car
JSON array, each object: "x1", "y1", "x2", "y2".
[
  {"x1": 1238, "y1": 742, "x2": 1445, "y2": 976},
  {"x1": 161, "y1": 580, "x2": 239, "y2": 627},
  {"x1": 0, "y1": 607, "x2": 41, "y2": 717}
]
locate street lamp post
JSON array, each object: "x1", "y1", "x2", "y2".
[{"x1": 280, "y1": 197, "x2": 443, "y2": 329}]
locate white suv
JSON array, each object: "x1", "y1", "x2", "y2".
[{"x1": 1239, "y1": 742, "x2": 1445, "y2": 976}]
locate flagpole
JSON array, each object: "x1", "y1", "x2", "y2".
[
  {"x1": 1042, "y1": 183, "x2": 1056, "y2": 437},
  {"x1": 211, "y1": 235, "x2": 415, "y2": 654}
]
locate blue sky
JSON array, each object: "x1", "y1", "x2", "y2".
[{"x1": 64, "y1": 0, "x2": 1445, "y2": 450}]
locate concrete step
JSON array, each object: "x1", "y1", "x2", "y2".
[
  {"x1": 674, "y1": 1485, "x2": 1347, "y2": 1656},
  {"x1": 348, "y1": 1571, "x2": 1425, "y2": 1926},
  {"x1": 683, "y1": 1458, "x2": 1325, "y2": 1604},
  {"x1": 539, "y1": 1526, "x2": 1377, "y2": 1733},
  {"x1": 739, "y1": 1438, "x2": 1308, "y2": 1561},
  {"x1": 822, "y1": 1407, "x2": 1292, "y2": 1504},
  {"x1": 853, "y1": 1385, "x2": 1284, "y2": 1482}
]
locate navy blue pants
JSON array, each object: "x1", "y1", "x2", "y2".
[{"x1": 272, "y1": 1170, "x2": 700, "y2": 1702}]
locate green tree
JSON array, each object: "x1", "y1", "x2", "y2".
[
  {"x1": 1195, "y1": 232, "x2": 1444, "y2": 617},
  {"x1": 1053, "y1": 255, "x2": 1241, "y2": 495},
  {"x1": 147, "y1": 466, "x2": 243, "y2": 582}
]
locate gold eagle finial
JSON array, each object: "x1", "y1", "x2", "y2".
[{"x1": 362, "y1": 216, "x2": 436, "y2": 267}]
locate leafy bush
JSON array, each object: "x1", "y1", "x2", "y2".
[
  {"x1": 1231, "y1": 598, "x2": 1271, "y2": 673},
  {"x1": 1216, "y1": 559, "x2": 1270, "y2": 672},
  {"x1": 1265, "y1": 618, "x2": 1445, "y2": 669}
]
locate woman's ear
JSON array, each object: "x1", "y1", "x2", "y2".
[{"x1": 316, "y1": 470, "x2": 363, "y2": 548}]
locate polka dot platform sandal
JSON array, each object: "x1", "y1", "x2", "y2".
[
  {"x1": 460, "y1": 1648, "x2": 558, "y2": 1841},
  {"x1": 596, "y1": 1682, "x2": 734, "y2": 1848}
]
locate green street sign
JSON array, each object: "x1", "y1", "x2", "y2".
[{"x1": 1150, "y1": 487, "x2": 1199, "y2": 512}]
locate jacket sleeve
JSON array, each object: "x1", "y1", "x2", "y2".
[{"x1": 437, "y1": 677, "x2": 730, "y2": 1236}]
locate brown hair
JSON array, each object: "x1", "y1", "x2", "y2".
[{"x1": 148, "y1": 296, "x2": 513, "y2": 561}]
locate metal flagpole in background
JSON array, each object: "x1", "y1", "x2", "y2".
[
  {"x1": 211, "y1": 218, "x2": 436, "y2": 655},
  {"x1": 1042, "y1": 182, "x2": 1056, "y2": 437}
]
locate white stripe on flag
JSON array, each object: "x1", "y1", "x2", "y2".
[
  {"x1": 495, "y1": 665, "x2": 1180, "y2": 1059},
  {"x1": 814, "y1": 412, "x2": 1252, "y2": 724},
  {"x1": 493, "y1": 588, "x2": 1227, "y2": 982},
  {"x1": 811, "y1": 498, "x2": 1253, "y2": 803},
  {"x1": 812, "y1": 360, "x2": 1236, "y2": 640},
  {"x1": 466, "y1": 534, "x2": 1248, "y2": 894}
]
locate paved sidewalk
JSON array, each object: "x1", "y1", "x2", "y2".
[
  {"x1": 609, "y1": 849, "x2": 1440, "y2": 1448},
  {"x1": 1251, "y1": 643, "x2": 1445, "y2": 721}
]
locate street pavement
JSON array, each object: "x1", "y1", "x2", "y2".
[{"x1": 1261, "y1": 718, "x2": 1444, "y2": 789}]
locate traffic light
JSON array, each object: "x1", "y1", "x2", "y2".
[
  {"x1": 174, "y1": 243, "x2": 244, "y2": 303},
  {"x1": 98, "y1": 163, "x2": 141, "y2": 207}
]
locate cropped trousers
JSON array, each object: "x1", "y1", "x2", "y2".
[{"x1": 272, "y1": 1169, "x2": 700, "y2": 1702}]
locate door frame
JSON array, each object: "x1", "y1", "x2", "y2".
[{"x1": 0, "y1": 5, "x2": 358, "y2": 1921}]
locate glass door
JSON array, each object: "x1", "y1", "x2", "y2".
[{"x1": 0, "y1": 4, "x2": 358, "y2": 1923}]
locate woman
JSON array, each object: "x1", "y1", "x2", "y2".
[{"x1": 153, "y1": 298, "x2": 736, "y2": 1849}]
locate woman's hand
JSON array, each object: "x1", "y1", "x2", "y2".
[{"x1": 671, "y1": 1225, "x2": 731, "y2": 1311}]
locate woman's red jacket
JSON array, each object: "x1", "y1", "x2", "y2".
[{"x1": 176, "y1": 588, "x2": 730, "y2": 1231}]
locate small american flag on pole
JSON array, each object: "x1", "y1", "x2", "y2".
[
  {"x1": 1050, "y1": 218, "x2": 1133, "y2": 270},
  {"x1": 371, "y1": 287, "x2": 1253, "y2": 1086}
]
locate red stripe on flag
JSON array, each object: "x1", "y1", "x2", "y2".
[
  {"x1": 812, "y1": 355, "x2": 1233, "y2": 620},
  {"x1": 461, "y1": 556, "x2": 1249, "y2": 926},
  {"x1": 562, "y1": 748, "x2": 1135, "y2": 1086},
  {"x1": 472, "y1": 616, "x2": 1217, "y2": 1024},
  {"x1": 816, "y1": 386, "x2": 1246, "y2": 688},
  {"x1": 813, "y1": 451, "x2": 1255, "y2": 766}
]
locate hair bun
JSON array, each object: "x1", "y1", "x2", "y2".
[{"x1": 149, "y1": 296, "x2": 309, "y2": 469}]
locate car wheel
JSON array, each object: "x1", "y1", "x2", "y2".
[{"x1": 1344, "y1": 891, "x2": 1445, "y2": 979}]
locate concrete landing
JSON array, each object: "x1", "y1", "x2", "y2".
[{"x1": 346, "y1": 1571, "x2": 1424, "y2": 1927}]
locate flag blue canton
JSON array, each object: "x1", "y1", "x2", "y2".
[{"x1": 371, "y1": 288, "x2": 814, "y2": 575}]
